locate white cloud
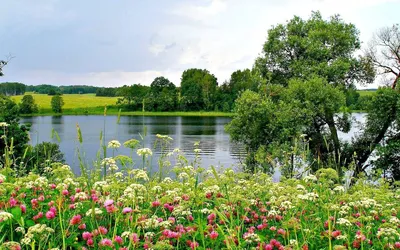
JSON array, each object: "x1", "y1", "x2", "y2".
[
  {"x1": 171, "y1": 0, "x2": 227, "y2": 21},
  {"x1": 7, "y1": 70, "x2": 183, "y2": 87}
]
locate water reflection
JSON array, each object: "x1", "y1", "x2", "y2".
[{"x1": 20, "y1": 115, "x2": 245, "y2": 173}]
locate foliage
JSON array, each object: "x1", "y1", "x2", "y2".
[
  {"x1": 255, "y1": 11, "x2": 374, "y2": 87},
  {"x1": 180, "y1": 69, "x2": 218, "y2": 111},
  {"x1": 117, "y1": 84, "x2": 150, "y2": 111},
  {"x1": 228, "y1": 12, "x2": 381, "y2": 176},
  {"x1": 47, "y1": 89, "x2": 60, "y2": 96},
  {"x1": 0, "y1": 95, "x2": 30, "y2": 161},
  {"x1": 145, "y1": 77, "x2": 177, "y2": 112},
  {"x1": 0, "y1": 82, "x2": 26, "y2": 96},
  {"x1": 26, "y1": 84, "x2": 98, "y2": 95},
  {"x1": 0, "y1": 59, "x2": 6, "y2": 76},
  {"x1": 19, "y1": 95, "x2": 38, "y2": 114},
  {"x1": 343, "y1": 87, "x2": 400, "y2": 180},
  {"x1": 374, "y1": 138, "x2": 400, "y2": 180},
  {"x1": 96, "y1": 87, "x2": 117, "y2": 97},
  {"x1": 227, "y1": 77, "x2": 348, "y2": 174},
  {"x1": 23, "y1": 142, "x2": 65, "y2": 175},
  {"x1": 50, "y1": 95, "x2": 64, "y2": 113},
  {"x1": 214, "y1": 69, "x2": 262, "y2": 112}
]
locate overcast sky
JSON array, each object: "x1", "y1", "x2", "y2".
[{"x1": 0, "y1": 0, "x2": 399, "y2": 87}]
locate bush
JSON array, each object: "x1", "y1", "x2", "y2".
[
  {"x1": 0, "y1": 95, "x2": 30, "y2": 161},
  {"x1": 19, "y1": 95, "x2": 38, "y2": 114},
  {"x1": 51, "y1": 95, "x2": 64, "y2": 113},
  {"x1": 24, "y1": 142, "x2": 65, "y2": 174}
]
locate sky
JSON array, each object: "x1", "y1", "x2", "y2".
[{"x1": 0, "y1": 0, "x2": 399, "y2": 87}]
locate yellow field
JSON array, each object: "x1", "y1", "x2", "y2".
[{"x1": 12, "y1": 93, "x2": 119, "y2": 110}]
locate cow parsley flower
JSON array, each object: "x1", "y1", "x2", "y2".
[
  {"x1": 0, "y1": 211, "x2": 13, "y2": 222},
  {"x1": 123, "y1": 139, "x2": 140, "y2": 149},
  {"x1": 107, "y1": 140, "x2": 121, "y2": 148},
  {"x1": 137, "y1": 148, "x2": 153, "y2": 157}
]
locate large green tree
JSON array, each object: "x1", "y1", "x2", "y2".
[
  {"x1": 180, "y1": 69, "x2": 218, "y2": 111},
  {"x1": 228, "y1": 12, "x2": 375, "y2": 176},
  {"x1": 146, "y1": 76, "x2": 177, "y2": 111},
  {"x1": 255, "y1": 11, "x2": 374, "y2": 87}
]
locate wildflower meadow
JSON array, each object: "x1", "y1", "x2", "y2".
[{"x1": 0, "y1": 131, "x2": 399, "y2": 250}]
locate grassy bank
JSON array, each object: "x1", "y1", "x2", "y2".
[{"x1": 13, "y1": 93, "x2": 233, "y2": 117}]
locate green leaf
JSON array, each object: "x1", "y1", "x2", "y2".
[
  {"x1": 26, "y1": 219, "x2": 35, "y2": 227},
  {"x1": 117, "y1": 109, "x2": 122, "y2": 124},
  {"x1": 11, "y1": 207, "x2": 22, "y2": 220}
]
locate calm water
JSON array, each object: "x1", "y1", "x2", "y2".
[
  {"x1": 20, "y1": 116, "x2": 246, "y2": 173},
  {"x1": 20, "y1": 114, "x2": 366, "y2": 175}
]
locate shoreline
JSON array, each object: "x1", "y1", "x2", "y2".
[{"x1": 21, "y1": 109, "x2": 234, "y2": 117}]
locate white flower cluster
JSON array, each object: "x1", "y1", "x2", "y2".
[
  {"x1": 137, "y1": 148, "x2": 153, "y2": 157},
  {"x1": 131, "y1": 169, "x2": 149, "y2": 181},
  {"x1": 377, "y1": 227, "x2": 400, "y2": 240},
  {"x1": 138, "y1": 216, "x2": 161, "y2": 229},
  {"x1": 178, "y1": 172, "x2": 190, "y2": 180},
  {"x1": 75, "y1": 192, "x2": 88, "y2": 201},
  {"x1": 123, "y1": 183, "x2": 147, "y2": 200},
  {"x1": 108, "y1": 140, "x2": 121, "y2": 149},
  {"x1": 0, "y1": 174, "x2": 6, "y2": 183},
  {"x1": 243, "y1": 232, "x2": 261, "y2": 243},
  {"x1": 204, "y1": 185, "x2": 220, "y2": 194},
  {"x1": 303, "y1": 174, "x2": 317, "y2": 182},
  {"x1": 336, "y1": 218, "x2": 352, "y2": 226},
  {"x1": 163, "y1": 177, "x2": 173, "y2": 183},
  {"x1": 156, "y1": 134, "x2": 173, "y2": 141},
  {"x1": 0, "y1": 122, "x2": 9, "y2": 127},
  {"x1": 280, "y1": 200, "x2": 293, "y2": 210},
  {"x1": 389, "y1": 216, "x2": 400, "y2": 225},
  {"x1": 34, "y1": 177, "x2": 49, "y2": 188},
  {"x1": 298, "y1": 192, "x2": 319, "y2": 201},
  {"x1": 85, "y1": 208, "x2": 103, "y2": 216},
  {"x1": 172, "y1": 205, "x2": 192, "y2": 216},
  {"x1": 0, "y1": 211, "x2": 13, "y2": 222},
  {"x1": 123, "y1": 139, "x2": 140, "y2": 149},
  {"x1": 121, "y1": 231, "x2": 132, "y2": 238},
  {"x1": 21, "y1": 224, "x2": 55, "y2": 245},
  {"x1": 93, "y1": 181, "x2": 109, "y2": 191},
  {"x1": 63, "y1": 177, "x2": 78, "y2": 187},
  {"x1": 152, "y1": 185, "x2": 162, "y2": 193},
  {"x1": 333, "y1": 185, "x2": 345, "y2": 192},
  {"x1": 60, "y1": 164, "x2": 71, "y2": 171},
  {"x1": 296, "y1": 184, "x2": 306, "y2": 190},
  {"x1": 101, "y1": 157, "x2": 118, "y2": 171}
]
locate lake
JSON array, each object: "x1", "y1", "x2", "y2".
[
  {"x1": 20, "y1": 115, "x2": 246, "y2": 174},
  {"x1": 20, "y1": 113, "x2": 366, "y2": 175}
]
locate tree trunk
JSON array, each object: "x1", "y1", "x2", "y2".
[{"x1": 326, "y1": 113, "x2": 342, "y2": 176}]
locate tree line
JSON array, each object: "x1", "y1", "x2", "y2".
[{"x1": 1, "y1": 73, "x2": 373, "y2": 113}]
